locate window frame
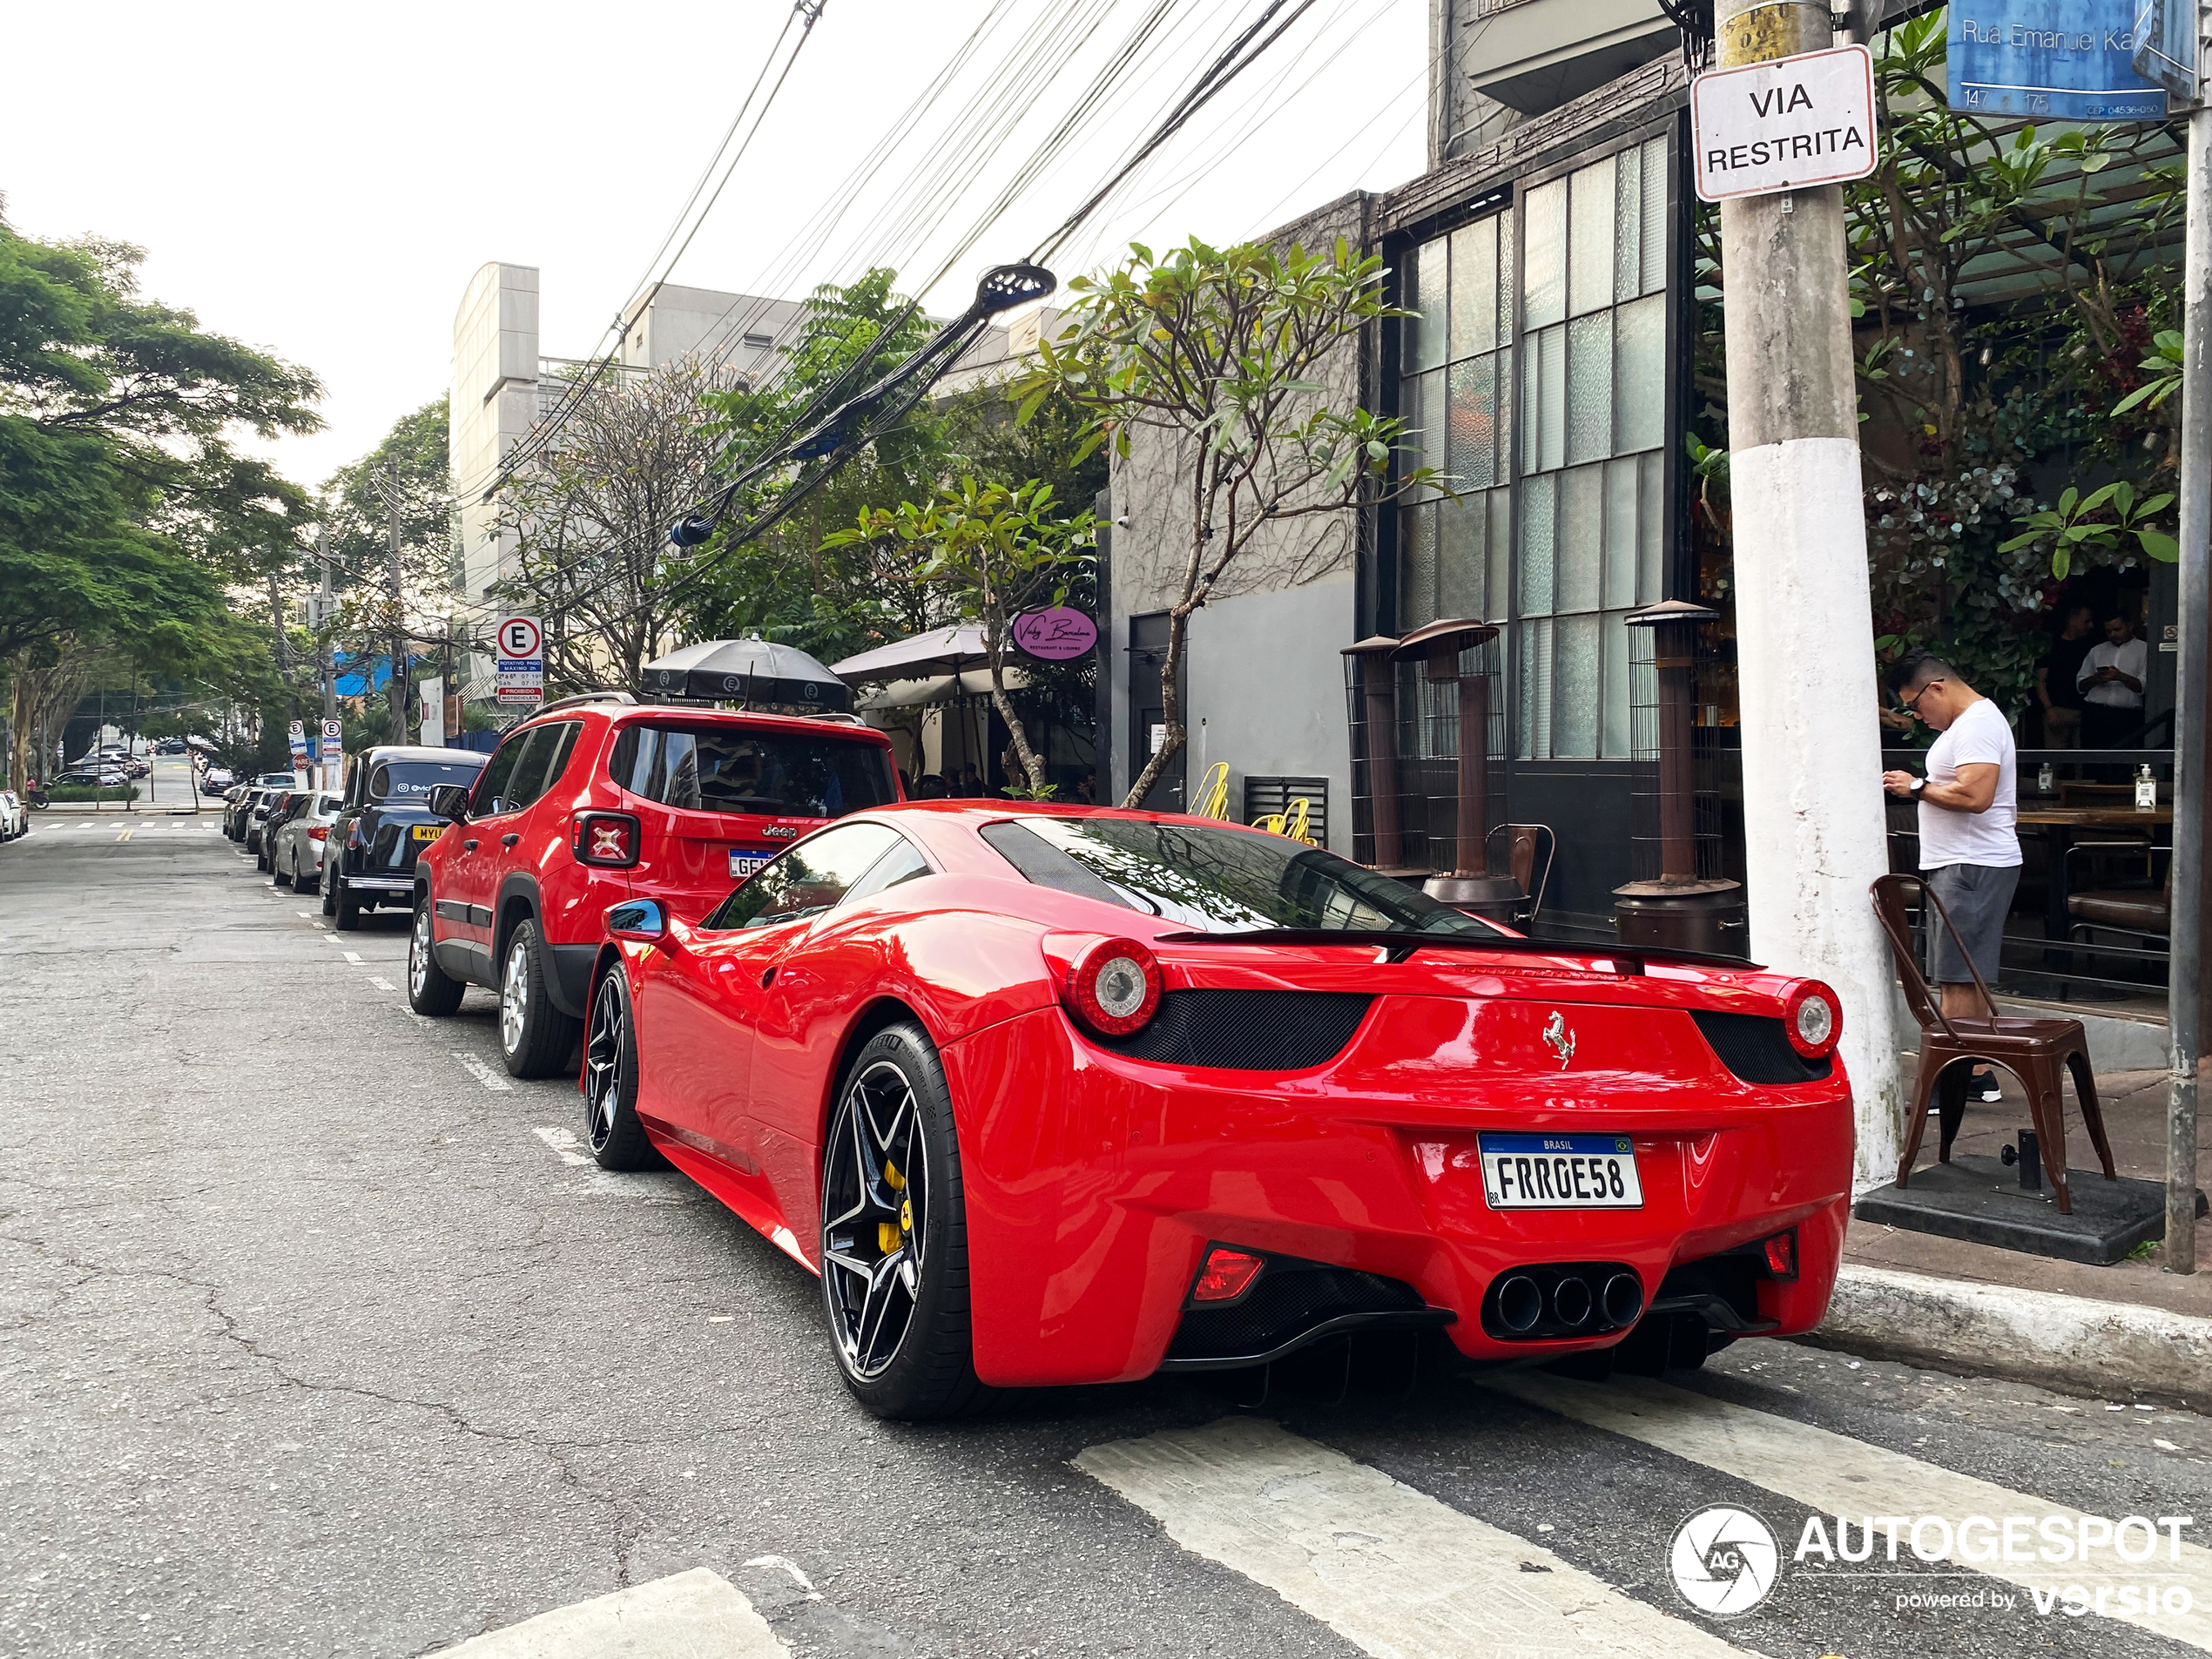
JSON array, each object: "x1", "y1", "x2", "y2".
[{"x1": 1382, "y1": 111, "x2": 1687, "y2": 768}]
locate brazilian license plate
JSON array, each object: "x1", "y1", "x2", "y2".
[
  {"x1": 729, "y1": 850, "x2": 772, "y2": 880},
  {"x1": 1480, "y1": 1132, "x2": 1643, "y2": 1210},
  {"x1": 411, "y1": 824, "x2": 441, "y2": 841}
]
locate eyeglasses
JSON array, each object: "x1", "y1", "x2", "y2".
[{"x1": 1897, "y1": 678, "x2": 1945, "y2": 716}]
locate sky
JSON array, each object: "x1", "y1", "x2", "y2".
[{"x1": 0, "y1": 0, "x2": 1429, "y2": 492}]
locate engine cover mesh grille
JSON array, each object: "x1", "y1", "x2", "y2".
[
  {"x1": 1691, "y1": 1010, "x2": 1833, "y2": 1084},
  {"x1": 1092, "y1": 989, "x2": 1371, "y2": 1070}
]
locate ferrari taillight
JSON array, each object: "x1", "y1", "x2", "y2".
[
  {"x1": 571, "y1": 811, "x2": 640, "y2": 869},
  {"x1": 1781, "y1": 979, "x2": 1843, "y2": 1059},
  {"x1": 1760, "y1": 1229, "x2": 1799, "y2": 1281},
  {"x1": 1060, "y1": 935, "x2": 1161, "y2": 1037},
  {"x1": 1190, "y1": 1246, "x2": 1264, "y2": 1305}
]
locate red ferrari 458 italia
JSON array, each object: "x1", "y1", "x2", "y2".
[{"x1": 580, "y1": 802, "x2": 1854, "y2": 1420}]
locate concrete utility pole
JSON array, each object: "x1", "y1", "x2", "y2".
[
  {"x1": 2166, "y1": 3, "x2": 2211, "y2": 1276},
  {"x1": 1715, "y1": 0, "x2": 1902, "y2": 1184},
  {"x1": 384, "y1": 465, "x2": 408, "y2": 745}
]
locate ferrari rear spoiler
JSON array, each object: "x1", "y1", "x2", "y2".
[{"x1": 1151, "y1": 928, "x2": 1763, "y2": 975}]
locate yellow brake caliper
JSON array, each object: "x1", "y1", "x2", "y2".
[{"x1": 879, "y1": 1159, "x2": 908, "y2": 1254}]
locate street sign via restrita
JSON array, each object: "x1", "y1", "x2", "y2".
[
  {"x1": 1693, "y1": 44, "x2": 1878, "y2": 203},
  {"x1": 492, "y1": 612, "x2": 543, "y2": 708}
]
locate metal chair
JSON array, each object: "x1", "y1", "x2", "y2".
[
  {"x1": 1485, "y1": 823, "x2": 1556, "y2": 929},
  {"x1": 1870, "y1": 873, "x2": 2116, "y2": 1215}
]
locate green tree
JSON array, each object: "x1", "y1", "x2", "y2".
[
  {"x1": 681, "y1": 270, "x2": 953, "y2": 664},
  {"x1": 1016, "y1": 236, "x2": 1432, "y2": 807},
  {"x1": 0, "y1": 203, "x2": 321, "y2": 783},
  {"x1": 826, "y1": 477, "x2": 1095, "y2": 792},
  {"x1": 320, "y1": 396, "x2": 452, "y2": 741}
]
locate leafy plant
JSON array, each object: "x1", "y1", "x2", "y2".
[
  {"x1": 824, "y1": 477, "x2": 1095, "y2": 793},
  {"x1": 1015, "y1": 236, "x2": 1438, "y2": 808},
  {"x1": 2111, "y1": 329, "x2": 2184, "y2": 417},
  {"x1": 1999, "y1": 481, "x2": 2178, "y2": 579}
]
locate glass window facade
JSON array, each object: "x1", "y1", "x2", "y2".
[{"x1": 1397, "y1": 134, "x2": 1671, "y2": 761}]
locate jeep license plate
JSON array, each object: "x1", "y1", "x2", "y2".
[
  {"x1": 1479, "y1": 1132, "x2": 1643, "y2": 1210},
  {"x1": 729, "y1": 850, "x2": 772, "y2": 880}
]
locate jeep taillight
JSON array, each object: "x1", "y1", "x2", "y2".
[{"x1": 571, "y1": 811, "x2": 640, "y2": 868}]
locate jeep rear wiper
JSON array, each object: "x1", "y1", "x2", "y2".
[{"x1": 1152, "y1": 928, "x2": 1760, "y2": 974}]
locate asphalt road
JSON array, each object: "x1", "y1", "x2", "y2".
[{"x1": 3, "y1": 767, "x2": 2209, "y2": 1658}]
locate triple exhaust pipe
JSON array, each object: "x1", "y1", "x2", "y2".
[{"x1": 1488, "y1": 1264, "x2": 1645, "y2": 1339}]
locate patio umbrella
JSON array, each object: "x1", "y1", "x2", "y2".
[
  {"x1": 830, "y1": 624, "x2": 989, "y2": 682},
  {"x1": 856, "y1": 667, "x2": 1033, "y2": 711},
  {"x1": 638, "y1": 638, "x2": 851, "y2": 711}
]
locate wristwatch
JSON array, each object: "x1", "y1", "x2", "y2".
[{"x1": 1908, "y1": 776, "x2": 1926, "y2": 796}]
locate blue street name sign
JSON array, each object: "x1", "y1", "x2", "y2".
[{"x1": 1949, "y1": 2, "x2": 2168, "y2": 119}]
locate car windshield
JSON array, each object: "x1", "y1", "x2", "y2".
[
  {"x1": 608, "y1": 724, "x2": 896, "y2": 818},
  {"x1": 373, "y1": 760, "x2": 483, "y2": 801},
  {"x1": 980, "y1": 816, "x2": 1499, "y2": 936}
]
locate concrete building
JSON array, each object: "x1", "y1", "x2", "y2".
[{"x1": 448, "y1": 266, "x2": 807, "y2": 644}]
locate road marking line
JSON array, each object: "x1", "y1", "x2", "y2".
[
  {"x1": 295, "y1": 910, "x2": 318, "y2": 918},
  {"x1": 451, "y1": 1052, "x2": 511, "y2": 1092},
  {"x1": 342, "y1": 950, "x2": 363, "y2": 964},
  {"x1": 368, "y1": 975, "x2": 397, "y2": 991},
  {"x1": 1074, "y1": 1416, "x2": 1755, "y2": 1659},
  {"x1": 533, "y1": 1125, "x2": 590, "y2": 1166},
  {"x1": 1487, "y1": 1372, "x2": 2212, "y2": 1649},
  {"x1": 429, "y1": 1568, "x2": 787, "y2": 1656},
  {"x1": 114, "y1": 828, "x2": 132, "y2": 842}
]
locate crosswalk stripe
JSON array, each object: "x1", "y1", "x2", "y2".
[
  {"x1": 1074, "y1": 1416, "x2": 1757, "y2": 1659},
  {"x1": 1487, "y1": 1372, "x2": 2212, "y2": 1650},
  {"x1": 430, "y1": 1568, "x2": 786, "y2": 1656}
]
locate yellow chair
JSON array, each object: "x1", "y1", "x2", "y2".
[
  {"x1": 1252, "y1": 799, "x2": 1316, "y2": 844},
  {"x1": 1194, "y1": 761, "x2": 1230, "y2": 819}
]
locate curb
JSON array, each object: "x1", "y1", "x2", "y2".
[{"x1": 1804, "y1": 1264, "x2": 2212, "y2": 1413}]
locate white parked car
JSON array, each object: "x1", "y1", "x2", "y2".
[
  {"x1": 0, "y1": 790, "x2": 21, "y2": 840},
  {"x1": 266, "y1": 792, "x2": 344, "y2": 891}
]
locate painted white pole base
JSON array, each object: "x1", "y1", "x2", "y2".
[{"x1": 1731, "y1": 435, "x2": 1905, "y2": 1185}]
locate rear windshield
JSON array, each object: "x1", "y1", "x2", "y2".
[
  {"x1": 980, "y1": 816, "x2": 1495, "y2": 936},
  {"x1": 607, "y1": 723, "x2": 895, "y2": 819},
  {"x1": 372, "y1": 759, "x2": 485, "y2": 802}
]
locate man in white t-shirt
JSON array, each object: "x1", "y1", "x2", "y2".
[
  {"x1": 2076, "y1": 612, "x2": 2148, "y2": 749},
  {"x1": 1882, "y1": 651, "x2": 2020, "y2": 1103}
]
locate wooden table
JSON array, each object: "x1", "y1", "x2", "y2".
[{"x1": 2016, "y1": 805, "x2": 2172, "y2": 948}]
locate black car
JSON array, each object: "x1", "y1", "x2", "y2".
[
  {"x1": 322, "y1": 745, "x2": 488, "y2": 931},
  {"x1": 222, "y1": 785, "x2": 258, "y2": 840}
]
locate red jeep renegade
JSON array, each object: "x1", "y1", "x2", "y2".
[{"x1": 407, "y1": 692, "x2": 901, "y2": 1076}]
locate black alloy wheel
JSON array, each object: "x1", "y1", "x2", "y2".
[
  {"x1": 818, "y1": 1022, "x2": 981, "y2": 1420},
  {"x1": 582, "y1": 971, "x2": 657, "y2": 1170},
  {"x1": 407, "y1": 897, "x2": 465, "y2": 1016},
  {"x1": 332, "y1": 866, "x2": 361, "y2": 930}
]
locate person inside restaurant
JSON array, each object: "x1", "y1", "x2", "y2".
[{"x1": 2077, "y1": 610, "x2": 2148, "y2": 748}]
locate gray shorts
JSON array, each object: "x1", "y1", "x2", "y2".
[{"x1": 1924, "y1": 862, "x2": 2020, "y2": 985}]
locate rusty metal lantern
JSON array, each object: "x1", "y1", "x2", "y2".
[
  {"x1": 1614, "y1": 600, "x2": 1746, "y2": 955},
  {"x1": 1389, "y1": 618, "x2": 1514, "y2": 914},
  {"x1": 1342, "y1": 635, "x2": 1413, "y2": 873}
]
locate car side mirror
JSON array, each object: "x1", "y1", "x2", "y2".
[
  {"x1": 606, "y1": 898, "x2": 667, "y2": 945},
  {"x1": 426, "y1": 784, "x2": 473, "y2": 821}
]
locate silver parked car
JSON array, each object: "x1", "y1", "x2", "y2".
[{"x1": 267, "y1": 792, "x2": 344, "y2": 890}]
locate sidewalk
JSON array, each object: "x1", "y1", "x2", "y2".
[{"x1": 1813, "y1": 1064, "x2": 2212, "y2": 1408}]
